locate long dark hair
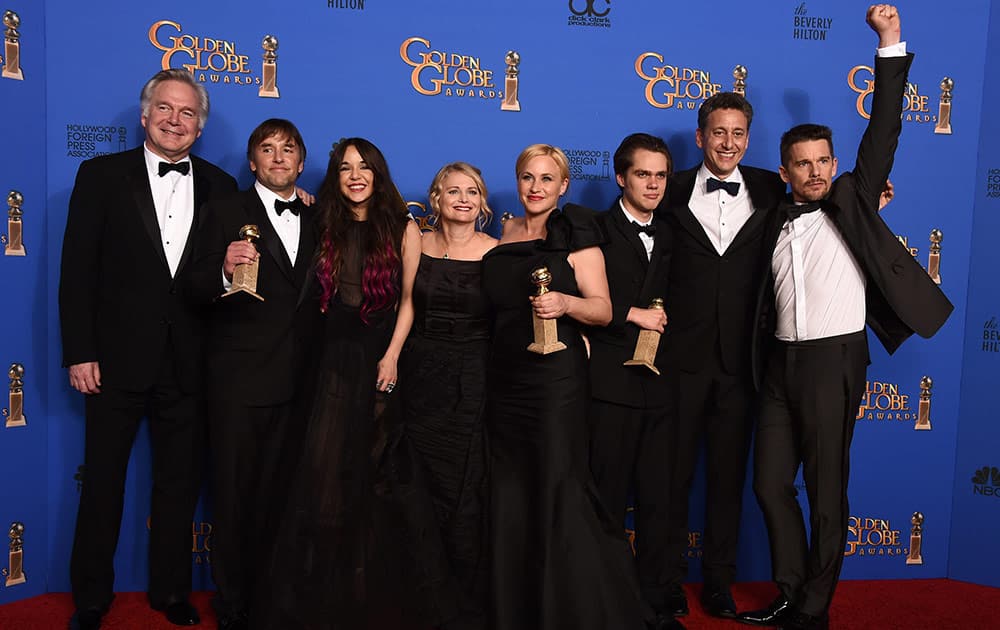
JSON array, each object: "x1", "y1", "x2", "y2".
[{"x1": 315, "y1": 137, "x2": 408, "y2": 319}]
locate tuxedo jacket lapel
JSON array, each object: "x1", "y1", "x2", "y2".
[
  {"x1": 667, "y1": 169, "x2": 717, "y2": 253},
  {"x1": 293, "y1": 206, "x2": 317, "y2": 290},
  {"x1": 609, "y1": 203, "x2": 650, "y2": 270},
  {"x1": 128, "y1": 154, "x2": 170, "y2": 274},
  {"x1": 248, "y1": 192, "x2": 295, "y2": 284}
]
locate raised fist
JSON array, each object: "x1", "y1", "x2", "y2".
[{"x1": 867, "y1": 4, "x2": 901, "y2": 47}]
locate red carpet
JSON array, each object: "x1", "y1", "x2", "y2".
[{"x1": 1, "y1": 580, "x2": 998, "y2": 629}]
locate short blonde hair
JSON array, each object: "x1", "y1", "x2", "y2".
[
  {"x1": 514, "y1": 144, "x2": 571, "y2": 187},
  {"x1": 427, "y1": 162, "x2": 493, "y2": 230}
]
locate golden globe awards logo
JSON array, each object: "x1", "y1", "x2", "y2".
[
  {"x1": 634, "y1": 53, "x2": 721, "y2": 110},
  {"x1": 149, "y1": 20, "x2": 260, "y2": 87},
  {"x1": 847, "y1": 65, "x2": 936, "y2": 124},
  {"x1": 399, "y1": 37, "x2": 503, "y2": 101},
  {"x1": 844, "y1": 516, "x2": 905, "y2": 558},
  {"x1": 856, "y1": 380, "x2": 915, "y2": 422}
]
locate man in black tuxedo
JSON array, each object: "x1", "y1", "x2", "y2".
[
  {"x1": 740, "y1": 6, "x2": 952, "y2": 630},
  {"x1": 588, "y1": 133, "x2": 682, "y2": 630},
  {"x1": 187, "y1": 118, "x2": 319, "y2": 630},
  {"x1": 60, "y1": 69, "x2": 237, "y2": 630},
  {"x1": 659, "y1": 94, "x2": 785, "y2": 617}
]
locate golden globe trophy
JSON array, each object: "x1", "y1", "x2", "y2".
[
  {"x1": 258, "y1": 35, "x2": 280, "y2": 98},
  {"x1": 3, "y1": 363, "x2": 25, "y2": 428},
  {"x1": 500, "y1": 50, "x2": 521, "y2": 112},
  {"x1": 934, "y1": 77, "x2": 953, "y2": 135},
  {"x1": 2, "y1": 10, "x2": 23, "y2": 81},
  {"x1": 221, "y1": 225, "x2": 265, "y2": 302},
  {"x1": 927, "y1": 229, "x2": 942, "y2": 285},
  {"x1": 623, "y1": 298, "x2": 665, "y2": 375},
  {"x1": 905, "y1": 512, "x2": 924, "y2": 565},
  {"x1": 915, "y1": 376, "x2": 932, "y2": 431},
  {"x1": 2, "y1": 522, "x2": 25, "y2": 586},
  {"x1": 732, "y1": 64, "x2": 747, "y2": 96},
  {"x1": 3, "y1": 190, "x2": 25, "y2": 256},
  {"x1": 527, "y1": 267, "x2": 566, "y2": 355}
]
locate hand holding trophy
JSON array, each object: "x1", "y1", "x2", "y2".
[
  {"x1": 221, "y1": 225, "x2": 264, "y2": 301},
  {"x1": 527, "y1": 267, "x2": 567, "y2": 354}
]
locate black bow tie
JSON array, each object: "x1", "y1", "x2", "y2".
[
  {"x1": 275, "y1": 198, "x2": 303, "y2": 216},
  {"x1": 631, "y1": 221, "x2": 656, "y2": 236},
  {"x1": 782, "y1": 200, "x2": 824, "y2": 222},
  {"x1": 706, "y1": 177, "x2": 740, "y2": 196},
  {"x1": 158, "y1": 161, "x2": 190, "y2": 177}
]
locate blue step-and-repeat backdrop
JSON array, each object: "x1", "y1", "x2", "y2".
[{"x1": 0, "y1": 0, "x2": 997, "y2": 603}]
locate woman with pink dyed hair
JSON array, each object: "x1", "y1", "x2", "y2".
[{"x1": 255, "y1": 137, "x2": 421, "y2": 629}]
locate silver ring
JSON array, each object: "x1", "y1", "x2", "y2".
[{"x1": 386, "y1": 382, "x2": 396, "y2": 393}]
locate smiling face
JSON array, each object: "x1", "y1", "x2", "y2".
[
  {"x1": 695, "y1": 107, "x2": 749, "y2": 179},
  {"x1": 140, "y1": 79, "x2": 202, "y2": 162},
  {"x1": 437, "y1": 171, "x2": 483, "y2": 226},
  {"x1": 338, "y1": 144, "x2": 374, "y2": 211},
  {"x1": 779, "y1": 139, "x2": 838, "y2": 202},
  {"x1": 517, "y1": 155, "x2": 569, "y2": 217},
  {"x1": 617, "y1": 148, "x2": 669, "y2": 218},
  {"x1": 250, "y1": 133, "x2": 304, "y2": 198}
]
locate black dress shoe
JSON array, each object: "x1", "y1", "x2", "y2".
[
  {"x1": 152, "y1": 600, "x2": 201, "y2": 626},
  {"x1": 778, "y1": 611, "x2": 829, "y2": 630},
  {"x1": 647, "y1": 612, "x2": 687, "y2": 630},
  {"x1": 701, "y1": 587, "x2": 738, "y2": 618},
  {"x1": 738, "y1": 596, "x2": 792, "y2": 626},
  {"x1": 666, "y1": 585, "x2": 689, "y2": 617},
  {"x1": 69, "y1": 608, "x2": 102, "y2": 630}
]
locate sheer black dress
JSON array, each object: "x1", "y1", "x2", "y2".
[{"x1": 252, "y1": 219, "x2": 405, "y2": 630}]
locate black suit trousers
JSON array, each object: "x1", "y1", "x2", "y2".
[
  {"x1": 588, "y1": 399, "x2": 673, "y2": 610},
  {"x1": 752, "y1": 332, "x2": 867, "y2": 617},
  {"x1": 665, "y1": 354, "x2": 754, "y2": 589},
  {"x1": 70, "y1": 349, "x2": 203, "y2": 611},
  {"x1": 209, "y1": 398, "x2": 298, "y2": 618}
]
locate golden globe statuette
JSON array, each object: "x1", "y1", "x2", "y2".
[
  {"x1": 732, "y1": 64, "x2": 747, "y2": 96},
  {"x1": 3, "y1": 363, "x2": 25, "y2": 428},
  {"x1": 927, "y1": 229, "x2": 942, "y2": 285},
  {"x1": 934, "y1": 77, "x2": 953, "y2": 135},
  {"x1": 527, "y1": 267, "x2": 566, "y2": 355},
  {"x1": 500, "y1": 50, "x2": 521, "y2": 112},
  {"x1": 905, "y1": 512, "x2": 924, "y2": 565},
  {"x1": 258, "y1": 35, "x2": 279, "y2": 99},
  {"x1": 3, "y1": 190, "x2": 25, "y2": 256},
  {"x1": 915, "y1": 376, "x2": 932, "y2": 430},
  {"x1": 623, "y1": 298, "x2": 665, "y2": 375},
  {"x1": 221, "y1": 225, "x2": 265, "y2": 302},
  {"x1": 2, "y1": 10, "x2": 23, "y2": 81},
  {"x1": 2, "y1": 522, "x2": 25, "y2": 586}
]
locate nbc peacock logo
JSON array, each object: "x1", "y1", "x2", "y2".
[{"x1": 971, "y1": 466, "x2": 1000, "y2": 498}]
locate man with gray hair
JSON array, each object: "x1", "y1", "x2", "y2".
[{"x1": 60, "y1": 68, "x2": 237, "y2": 630}]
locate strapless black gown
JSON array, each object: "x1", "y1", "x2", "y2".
[{"x1": 481, "y1": 205, "x2": 651, "y2": 630}]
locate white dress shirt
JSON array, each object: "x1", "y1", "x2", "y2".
[
  {"x1": 143, "y1": 145, "x2": 193, "y2": 278},
  {"x1": 688, "y1": 163, "x2": 753, "y2": 255},
  {"x1": 772, "y1": 41, "x2": 906, "y2": 342},
  {"x1": 254, "y1": 180, "x2": 301, "y2": 266},
  {"x1": 619, "y1": 199, "x2": 654, "y2": 261}
]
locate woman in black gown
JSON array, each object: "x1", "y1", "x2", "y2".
[
  {"x1": 481, "y1": 144, "x2": 651, "y2": 630},
  {"x1": 397, "y1": 162, "x2": 497, "y2": 630},
  {"x1": 253, "y1": 137, "x2": 421, "y2": 630}
]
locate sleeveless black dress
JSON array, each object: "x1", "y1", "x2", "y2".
[
  {"x1": 252, "y1": 220, "x2": 405, "y2": 630},
  {"x1": 397, "y1": 254, "x2": 490, "y2": 629},
  {"x1": 481, "y1": 205, "x2": 650, "y2": 630}
]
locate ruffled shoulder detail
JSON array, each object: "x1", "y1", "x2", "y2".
[{"x1": 542, "y1": 203, "x2": 603, "y2": 252}]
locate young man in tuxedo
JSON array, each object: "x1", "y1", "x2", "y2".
[
  {"x1": 658, "y1": 93, "x2": 785, "y2": 618},
  {"x1": 60, "y1": 69, "x2": 238, "y2": 630},
  {"x1": 740, "y1": 6, "x2": 952, "y2": 629},
  {"x1": 588, "y1": 133, "x2": 683, "y2": 630},
  {"x1": 188, "y1": 119, "x2": 321, "y2": 630}
]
